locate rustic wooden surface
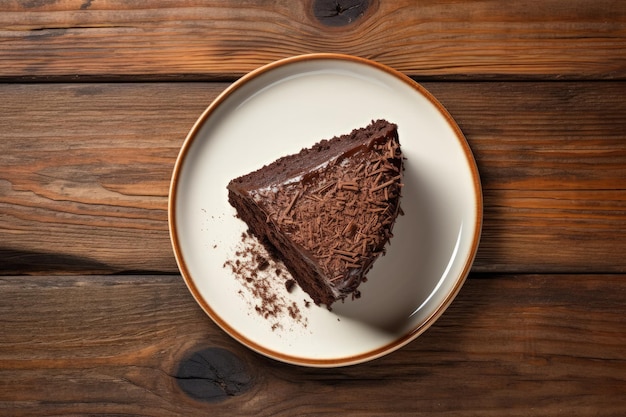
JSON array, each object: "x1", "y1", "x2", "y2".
[
  {"x1": 1, "y1": 0, "x2": 626, "y2": 80},
  {"x1": 1, "y1": 1, "x2": 625, "y2": 416},
  {"x1": 1, "y1": 274, "x2": 624, "y2": 416}
]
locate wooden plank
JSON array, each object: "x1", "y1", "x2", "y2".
[
  {"x1": 426, "y1": 82, "x2": 626, "y2": 191},
  {"x1": 0, "y1": 83, "x2": 208, "y2": 274},
  {"x1": 0, "y1": 274, "x2": 624, "y2": 416},
  {"x1": 0, "y1": 0, "x2": 625, "y2": 80},
  {"x1": 479, "y1": 189, "x2": 626, "y2": 273},
  {"x1": 1, "y1": 82, "x2": 624, "y2": 274}
]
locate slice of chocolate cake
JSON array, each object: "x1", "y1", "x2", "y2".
[{"x1": 227, "y1": 119, "x2": 403, "y2": 307}]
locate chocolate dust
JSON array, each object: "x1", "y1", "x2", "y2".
[{"x1": 223, "y1": 232, "x2": 309, "y2": 331}]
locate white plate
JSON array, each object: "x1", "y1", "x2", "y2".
[{"x1": 169, "y1": 54, "x2": 482, "y2": 367}]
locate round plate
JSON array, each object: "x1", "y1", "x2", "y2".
[{"x1": 169, "y1": 54, "x2": 482, "y2": 367}]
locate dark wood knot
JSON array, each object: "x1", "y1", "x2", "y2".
[
  {"x1": 313, "y1": 0, "x2": 370, "y2": 27},
  {"x1": 175, "y1": 347, "x2": 252, "y2": 402}
]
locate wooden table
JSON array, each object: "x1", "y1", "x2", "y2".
[{"x1": 1, "y1": 1, "x2": 625, "y2": 415}]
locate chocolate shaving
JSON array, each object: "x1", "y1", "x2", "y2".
[
  {"x1": 247, "y1": 122, "x2": 403, "y2": 298},
  {"x1": 282, "y1": 190, "x2": 301, "y2": 218},
  {"x1": 338, "y1": 180, "x2": 359, "y2": 191},
  {"x1": 312, "y1": 180, "x2": 336, "y2": 195},
  {"x1": 370, "y1": 175, "x2": 402, "y2": 192},
  {"x1": 337, "y1": 254, "x2": 359, "y2": 263},
  {"x1": 333, "y1": 248, "x2": 358, "y2": 257}
]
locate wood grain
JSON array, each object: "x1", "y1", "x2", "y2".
[
  {"x1": 0, "y1": 0, "x2": 625, "y2": 80},
  {"x1": 1, "y1": 82, "x2": 624, "y2": 274},
  {"x1": 479, "y1": 189, "x2": 626, "y2": 273},
  {"x1": 2, "y1": 2, "x2": 622, "y2": 415},
  {"x1": 0, "y1": 274, "x2": 623, "y2": 416},
  {"x1": 0, "y1": 83, "x2": 208, "y2": 274}
]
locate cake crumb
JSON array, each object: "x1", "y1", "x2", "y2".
[
  {"x1": 256, "y1": 255, "x2": 270, "y2": 271},
  {"x1": 223, "y1": 232, "x2": 308, "y2": 331},
  {"x1": 285, "y1": 279, "x2": 297, "y2": 293}
]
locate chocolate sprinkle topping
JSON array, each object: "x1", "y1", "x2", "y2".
[{"x1": 248, "y1": 120, "x2": 403, "y2": 299}]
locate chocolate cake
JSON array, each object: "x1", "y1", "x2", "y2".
[{"x1": 227, "y1": 119, "x2": 403, "y2": 307}]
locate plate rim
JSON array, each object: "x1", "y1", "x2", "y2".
[{"x1": 168, "y1": 53, "x2": 483, "y2": 367}]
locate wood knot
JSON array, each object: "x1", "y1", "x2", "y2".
[
  {"x1": 313, "y1": 0, "x2": 370, "y2": 27},
  {"x1": 175, "y1": 347, "x2": 252, "y2": 402}
]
